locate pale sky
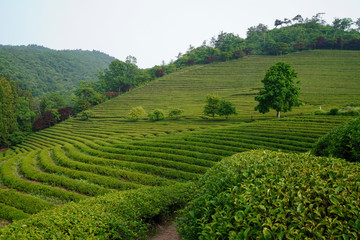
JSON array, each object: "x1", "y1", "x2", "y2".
[{"x1": 1, "y1": 0, "x2": 359, "y2": 68}]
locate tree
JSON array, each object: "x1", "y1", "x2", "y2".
[
  {"x1": 79, "y1": 110, "x2": 95, "y2": 121},
  {"x1": 217, "y1": 100, "x2": 237, "y2": 119},
  {"x1": 58, "y1": 107, "x2": 74, "y2": 121},
  {"x1": 17, "y1": 97, "x2": 36, "y2": 131},
  {"x1": 255, "y1": 62, "x2": 301, "y2": 118},
  {"x1": 148, "y1": 109, "x2": 165, "y2": 121},
  {"x1": 0, "y1": 75, "x2": 18, "y2": 146},
  {"x1": 292, "y1": 14, "x2": 304, "y2": 23},
  {"x1": 96, "y1": 57, "x2": 140, "y2": 93},
  {"x1": 333, "y1": 18, "x2": 353, "y2": 39},
  {"x1": 168, "y1": 109, "x2": 184, "y2": 120},
  {"x1": 355, "y1": 18, "x2": 360, "y2": 32},
  {"x1": 73, "y1": 81, "x2": 102, "y2": 112},
  {"x1": 128, "y1": 106, "x2": 146, "y2": 121},
  {"x1": 274, "y1": 19, "x2": 283, "y2": 28},
  {"x1": 204, "y1": 94, "x2": 221, "y2": 118}
]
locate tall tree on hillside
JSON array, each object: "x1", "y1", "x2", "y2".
[
  {"x1": 247, "y1": 24, "x2": 268, "y2": 46},
  {"x1": 255, "y1": 62, "x2": 301, "y2": 118},
  {"x1": 0, "y1": 75, "x2": 18, "y2": 146},
  {"x1": 292, "y1": 14, "x2": 304, "y2": 23},
  {"x1": 73, "y1": 81, "x2": 102, "y2": 112},
  {"x1": 274, "y1": 19, "x2": 283, "y2": 28},
  {"x1": 355, "y1": 18, "x2": 360, "y2": 32},
  {"x1": 332, "y1": 18, "x2": 353, "y2": 39},
  {"x1": 97, "y1": 56, "x2": 140, "y2": 93}
]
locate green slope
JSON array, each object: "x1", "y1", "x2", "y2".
[
  {"x1": 92, "y1": 50, "x2": 360, "y2": 119},
  {"x1": 0, "y1": 45, "x2": 115, "y2": 96}
]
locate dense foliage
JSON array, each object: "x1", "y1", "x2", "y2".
[
  {"x1": 0, "y1": 45, "x2": 114, "y2": 97},
  {"x1": 177, "y1": 150, "x2": 360, "y2": 239},
  {"x1": 0, "y1": 75, "x2": 35, "y2": 147},
  {"x1": 0, "y1": 182, "x2": 194, "y2": 239},
  {"x1": 312, "y1": 117, "x2": 360, "y2": 162},
  {"x1": 148, "y1": 109, "x2": 165, "y2": 121},
  {"x1": 255, "y1": 62, "x2": 301, "y2": 118},
  {"x1": 173, "y1": 14, "x2": 360, "y2": 68}
]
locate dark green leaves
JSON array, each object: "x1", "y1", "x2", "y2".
[
  {"x1": 255, "y1": 62, "x2": 301, "y2": 117},
  {"x1": 177, "y1": 150, "x2": 360, "y2": 239}
]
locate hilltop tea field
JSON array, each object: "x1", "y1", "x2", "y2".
[
  {"x1": 0, "y1": 50, "x2": 360, "y2": 238},
  {"x1": 92, "y1": 50, "x2": 360, "y2": 119}
]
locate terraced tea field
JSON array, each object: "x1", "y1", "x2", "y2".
[
  {"x1": 0, "y1": 50, "x2": 359, "y2": 234},
  {"x1": 0, "y1": 114, "x2": 354, "y2": 223}
]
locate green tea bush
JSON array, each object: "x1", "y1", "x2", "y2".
[
  {"x1": 128, "y1": 106, "x2": 147, "y2": 121},
  {"x1": 177, "y1": 150, "x2": 360, "y2": 239},
  {"x1": 0, "y1": 152, "x2": 86, "y2": 203},
  {"x1": 329, "y1": 108, "x2": 339, "y2": 115},
  {"x1": 63, "y1": 144, "x2": 200, "y2": 181},
  {"x1": 0, "y1": 182, "x2": 195, "y2": 239},
  {"x1": 312, "y1": 117, "x2": 360, "y2": 162},
  {"x1": 0, "y1": 203, "x2": 29, "y2": 221},
  {"x1": 19, "y1": 152, "x2": 111, "y2": 196},
  {"x1": 0, "y1": 189, "x2": 54, "y2": 214},
  {"x1": 51, "y1": 146, "x2": 171, "y2": 186}
]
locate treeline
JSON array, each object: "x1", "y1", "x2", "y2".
[
  {"x1": 71, "y1": 56, "x2": 175, "y2": 112},
  {"x1": 0, "y1": 75, "x2": 74, "y2": 148},
  {"x1": 0, "y1": 75, "x2": 34, "y2": 147},
  {"x1": 172, "y1": 13, "x2": 360, "y2": 67},
  {"x1": 0, "y1": 45, "x2": 114, "y2": 97}
]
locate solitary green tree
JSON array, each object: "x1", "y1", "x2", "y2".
[
  {"x1": 255, "y1": 62, "x2": 301, "y2": 118},
  {"x1": 204, "y1": 94, "x2": 221, "y2": 118},
  {"x1": 148, "y1": 109, "x2": 165, "y2": 121}
]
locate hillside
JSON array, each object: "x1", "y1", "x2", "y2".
[
  {"x1": 0, "y1": 50, "x2": 359, "y2": 238},
  {"x1": 0, "y1": 45, "x2": 115, "y2": 96},
  {"x1": 92, "y1": 50, "x2": 360, "y2": 119}
]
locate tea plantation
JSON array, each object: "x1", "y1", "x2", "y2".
[{"x1": 0, "y1": 50, "x2": 359, "y2": 239}]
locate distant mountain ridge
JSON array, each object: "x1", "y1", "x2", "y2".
[{"x1": 0, "y1": 45, "x2": 115, "y2": 96}]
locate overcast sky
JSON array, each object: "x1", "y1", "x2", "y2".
[{"x1": 1, "y1": 0, "x2": 359, "y2": 68}]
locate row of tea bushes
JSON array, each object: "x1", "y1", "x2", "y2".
[
  {"x1": 0, "y1": 189, "x2": 54, "y2": 215},
  {"x1": 40, "y1": 149, "x2": 142, "y2": 190},
  {"x1": 63, "y1": 144, "x2": 201, "y2": 181},
  {"x1": 0, "y1": 182, "x2": 195, "y2": 239},
  {"x1": 19, "y1": 151, "x2": 112, "y2": 197},
  {"x1": 0, "y1": 152, "x2": 86, "y2": 203}
]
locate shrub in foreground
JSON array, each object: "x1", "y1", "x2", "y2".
[
  {"x1": 0, "y1": 182, "x2": 194, "y2": 239},
  {"x1": 312, "y1": 117, "x2": 360, "y2": 162},
  {"x1": 177, "y1": 150, "x2": 360, "y2": 239}
]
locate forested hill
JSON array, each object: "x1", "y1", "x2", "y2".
[{"x1": 0, "y1": 45, "x2": 115, "y2": 96}]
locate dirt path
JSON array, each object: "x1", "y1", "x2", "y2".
[{"x1": 149, "y1": 222, "x2": 182, "y2": 240}]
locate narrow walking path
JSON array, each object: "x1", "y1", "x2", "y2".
[{"x1": 149, "y1": 222, "x2": 181, "y2": 240}]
